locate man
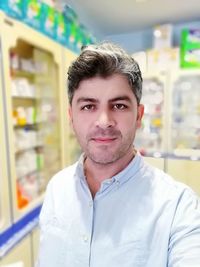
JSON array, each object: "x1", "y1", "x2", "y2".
[{"x1": 37, "y1": 42, "x2": 200, "y2": 267}]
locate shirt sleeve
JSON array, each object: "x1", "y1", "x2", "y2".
[{"x1": 168, "y1": 189, "x2": 200, "y2": 267}]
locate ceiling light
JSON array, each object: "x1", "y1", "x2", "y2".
[{"x1": 154, "y1": 30, "x2": 162, "y2": 38}]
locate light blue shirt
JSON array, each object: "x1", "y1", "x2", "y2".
[{"x1": 37, "y1": 153, "x2": 200, "y2": 267}]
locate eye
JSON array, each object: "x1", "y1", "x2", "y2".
[
  {"x1": 113, "y1": 103, "x2": 128, "y2": 110},
  {"x1": 81, "y1": 104, "x2": 95, "y2": 111}
]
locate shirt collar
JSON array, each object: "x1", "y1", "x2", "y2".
[{"x1": 75, "y1": 152, "x2": 143, "y2": 187}]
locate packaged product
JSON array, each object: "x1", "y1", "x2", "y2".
[
  {"x1": 41, "y1": 3, "x2": 57, "y2": 39},
  {"x1": 55, "y1": 11, "x2": 67, "y2": 45},
  {"x1": 0, "y1": 0, "x2": 24, "y2": 19},
  {"x1": 23, "y1": 0, "x2": 43, "y2": 31}
]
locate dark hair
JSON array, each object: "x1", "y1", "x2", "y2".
[{"x1": 67, "y1": 42, "x2": 143, "y2": 105}]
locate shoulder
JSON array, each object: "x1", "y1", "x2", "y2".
[
  {"x1": 43, "y1": 161, "x2": 79, "y2": 198},
  {"x1": 140, "y1": 156, "x2": 198, "y2": 202},
  {"x1": 50, "y1": 162, "x2": 78, "y2": 186},
  {"x1": 39, "y1": 162, "x2": 79, "y2": 222}
]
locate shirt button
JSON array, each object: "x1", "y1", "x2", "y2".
[
  {"x1": 116, "y1": 180, "x2": 120, "y2": 186},
  {"x1": 83, "y1": 235, "x2": 89, "y2": 242},
  {"x1": 89, "y1": 201, "x2": 93, "y2": 207}
]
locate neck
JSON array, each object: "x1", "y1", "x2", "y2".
[{"x1": 84, "y1": 147, "x2": 136, "y2": 197}]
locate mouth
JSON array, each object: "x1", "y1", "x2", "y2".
[{"x1": 91, "y1": 137, "x2": 117, "y2": 144}]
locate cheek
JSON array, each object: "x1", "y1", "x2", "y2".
[
  {"x1": 72, "y1": 119, "x2": 89, "y2": 138},
  {"x1": 119, "y1": 114, "x2": 137, "y2": 128},
  {"x1": 73, "y1": 112, "x2": 94, "y2": 129}
]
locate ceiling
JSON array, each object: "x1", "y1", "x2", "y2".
[{"x1": 58, "y1": 0, "x2": 200, "y2": 38}]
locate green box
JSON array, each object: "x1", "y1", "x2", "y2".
[{"x1": 181, "y1": 29, "x2": 200, "y2": 68}]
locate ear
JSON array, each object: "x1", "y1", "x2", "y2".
[{"x1": 136, "y1": 104, "x2": 144, "y2": 129}]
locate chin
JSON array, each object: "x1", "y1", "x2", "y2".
[
  {"x1": 88, "y1": 152, "x2": 122, "y2": 165},
  {"x1": 92, "y1": 158, "x2": 116, "y2": 165}
]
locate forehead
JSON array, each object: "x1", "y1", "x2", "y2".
[{"x1": 72, "y1": 74, "x2": 136, "y2": 103}]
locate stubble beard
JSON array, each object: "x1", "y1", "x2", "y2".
[
  {"x1": 75, "y1": 126, "x2": 136, "y2": 165},
  {"x1": 84, "y1": 135, "x2": 135, "y2": 165}
]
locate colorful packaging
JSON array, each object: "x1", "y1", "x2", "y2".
[
  {"x1": 63, "y1": 4, "x2": 78, "y2": 23},
  {"x1": 0, "y1": 0, "x2": 24, "y2": 19},
  {"x1": 69, "y1": 20, "x2": 79, "y2": 51},
  {"x1": 84, "y1": 31, "x2": 95, "y2": 46},
  {"x1": 23, "y1": 0, "x2": 43, "y2": 31},
  {"x1": 181, "y1": 49, "x2": 200, "y2": 68},
  {"x1": 64, "y1": 18, "x2": 75, "y2": 51},
  {"x1": 41, "y1": 3, "x2": 57, "y2": 39},
  {"x1": 75, "y1": 26, "x2": 84, "y2": 53},
  {"x1": 74, "y1": 26, "x2": 96, "y2": 53},
  {"x1": 181, "y1": 29, "x2": 200, "y2": 68},
  {"x1": 63, "y1": 5, "x2": 79, "y2": 52},
  {"x1": 55, "y1": 11, "x2": 67, "y2": 45},
  {"x1": 80, "y1": 25, "x2": 89, "y2": 47},
  {"x1": 182, "y1": 29, "x2": 200, "y2": 47},
  {"x1": 80, "y1": 25, "x2": 95, "y2": 47}
]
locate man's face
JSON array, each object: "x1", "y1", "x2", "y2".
[{"x1": 69, "y1": 74, "x2": 144, "y2": 165}]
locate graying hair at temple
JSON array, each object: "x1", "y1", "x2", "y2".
[{"x1": 67, "y1": 42, "x2": 143, "y2": 105}]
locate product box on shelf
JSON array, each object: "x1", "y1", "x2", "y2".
[
  {"x1": 55, "y1": 11, "x2": 68, "y2": 45},
  {"x1": 153, "y1": 24, "x2": 173, "y2": 49},
  {"x1": 147, "y1": 47, "x2": 180, "y2": 71},
  {"x1": 23, "y1": 0, "x2": 43, "y2": 31},
  {"x1": 74, "y1": 25, "x2": 84, "y2": 52},
  {"x1": 181, "y1": 29, "x2": 200, "y2": 68},
  {"x1": 0, "y1": 0, "x2": 95, "y2": 54},
  {"x1": 63, "y1": 5, "x2": 83, "y2": 52},
  {"x1": 0, "y1": 0, "x2": 24, "y2": 19},
  {"x1": 65, "y1": 17, "x2": 79, "y2": 52},
  {"x1": 41, "y1": 3, "x2": 57, "y2": 39}
]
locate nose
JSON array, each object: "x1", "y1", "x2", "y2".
[{"x1": 95, "y1": 110, "x2": 116, "y2": 129}]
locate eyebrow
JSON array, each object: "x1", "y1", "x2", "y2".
[
  {"x1": 76, "y1": 97, "x2": 98, "y2": 104},
  {"x1": 109, "y1": 96, "x2": 132, "y2": 103},
  {"x1": 76, "y1": 95, "x2": 132, "y2": 104}
]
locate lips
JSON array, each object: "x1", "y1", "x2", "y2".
[
  {"x1": 88, "y1": 129, "x2": 121, "y2": 143},
  {"x1": 91, "y1": 137, "x2": 117, "y2": 143}
]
